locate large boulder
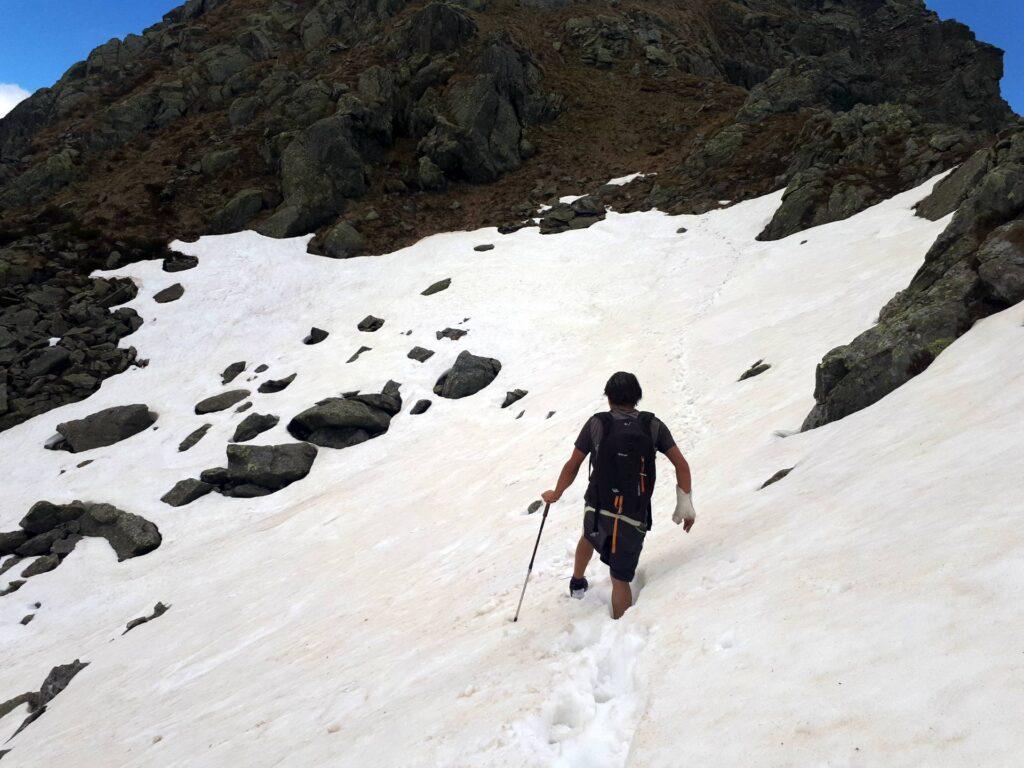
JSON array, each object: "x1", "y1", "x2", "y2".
[
  {"x1": 434, "y1": 351, "x2": 501, "y2": 399},
  {"x1": 288, "y1": 396, "x2": 394, "y2": 449},
  {"x1": 208, "y1": 442, "x2": 318, "y2": 495},
  {"x1": 47, "y1": 404, "x2": 157, "y2": 453}
]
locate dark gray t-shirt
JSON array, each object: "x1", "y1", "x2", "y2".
[{"x1": 574, "y1": 408, "x2": 676, "y2": 456}]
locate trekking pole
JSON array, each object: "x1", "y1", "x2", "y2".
[{"x1": 513, "y1": 502, "x2": 550, "y2": 622}]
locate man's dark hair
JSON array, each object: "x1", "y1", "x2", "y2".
[{"x1": 604, "y1": 371, "x2": 642, "y2": 407}]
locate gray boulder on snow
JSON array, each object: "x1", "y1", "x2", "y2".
[
  {"x1": 153, "y1": 283, "x2": 185, "y2": 303},
  {"x1": 221, "y1": 360, "x2": 246, "y2": 384},
  {"x1": 205, "y1": 442, "x2": 318, "y2": 496},
  {"x1": 232, "y1": 412, "x2": 280, "y2": 442},
  {"x1": 434, "y1": 351, "x2": 501, "y2": 399},
  {"x1": 195, "y1": 389, "x2": 250, "y2": 414},
  {"x1": 287, "y1": 383, "x2": 402, "y2": 448},
  {"x1": 161, "y1": 478, "x2": 215, "y2": 507},
  {"x1": 47, "y1": 404, "x2": 157, "y2": 453},
  {"x1": 358, "y1": 315, "x2": 385, "y2": 332},
  {"x1": 258, "y1": 373, "x2": 296, "y2": 394}
]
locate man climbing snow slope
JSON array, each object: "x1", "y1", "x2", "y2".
[{"x1": 542, "y1": 372, "x2": 696, "y2": 618}]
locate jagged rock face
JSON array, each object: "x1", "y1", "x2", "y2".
[
  {"x1": 803, "y1": 128, "x2": 1024, "y2": 429},
  {"x1": 0, "y1": 0, "x2": 1018, "y2": 437}
]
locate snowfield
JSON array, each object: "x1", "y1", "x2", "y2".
[{"x1": 1, "y1": 175, "x2": 1022, "y2": 767}]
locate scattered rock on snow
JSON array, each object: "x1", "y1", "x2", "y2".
[
  {"x1": 123, "y1": 602, "x2": 170, "y2": 635},
  {"x1": 235, "y1": 402, "x2": 253, "y2": 413},
  {"x1": 434, "y1": 351, "x2": 502, "y2": 399},
  {"x1": 474, "y1": 244, "x2": 494, "y2": 252},
  {"x1": 195, "y1": 389, "x2": 250, "y2": 414},
  {"x1": 304, "y1": 327, "x2": 329, "y2": 345},
  {"x1": 162, "y1": 253, "x2": 198, "y2": 272},
  {"x1": 760, "y1": 468, "x2": 794, "y2": 489},
  {"x1": 161, "y1": 479, "x2": 214, "y2": 507},
  {"x1": 436, "y1": 327, "x2": 467, "y2": 341},
  {"x1": 21, "y1": 555, "x2": 60, "y2": 578},
  {"x1": 421, "y1": 278, "x2": 451, "y2": 296},
  {"x1": 410, "y1": 399, "x2": 432, "y2": 415},
  {"x1": 221, "y1": 361, "x2": 246, "y2": 384},
  {"x1": 357, "y1": 315, "x2": 385, "y2": 332},
  {"x1": 501, "y1": 389, "x2": 527, "y2": 408},
  {"x1": 258, "y1": 373, "x2": 296, "y2": 394},
  {"x1": 739, "y1": 360, "x2": 771, "y2": 381},
  {"x1": 408, "y1": 346, "x2": 434, "y2": 362},
  {"x1": 232, "y1": 412, "x2": 280, "y2": 442},
  {"x1": 527, "y1": 500, "x2": 543, "y2": 514},
  {"x1": 46, "y1": 404, "x2": 157, "y2": 453},
  {"x1": 255, "y1": 364, "x2": 269, "y2": 373},
  {"x1": 2, "y1": 659, "x2": 89, "y2": 740},
  {"x1": 178, "y1": 423, "x2": 211, "y2": 452},
  {"x1": 346, "y1": 346, "x2": 371, "y2": 363},
  {"x1": 153, "y1": 283, "x2": 185, "y2": 303}
]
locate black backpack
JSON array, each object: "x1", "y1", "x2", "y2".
[{"x1": 584, "y1": 412, "x2": 657, "y2": 555}]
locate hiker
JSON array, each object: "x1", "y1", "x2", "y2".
[{"x1": 541, "y1": 372, "x2": 695, "y2": 619}]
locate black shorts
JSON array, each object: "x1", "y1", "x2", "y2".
[{"x1": 583, "y1": 509, "x2": 644, "y2": 583}]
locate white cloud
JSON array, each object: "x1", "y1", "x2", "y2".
[{"x1": 0, "y1": 83, "x2": 32, "y2": 118}]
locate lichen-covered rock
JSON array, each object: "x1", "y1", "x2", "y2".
[{"x1": 288, "y1": 397, "x2": 393, "y2": 449}]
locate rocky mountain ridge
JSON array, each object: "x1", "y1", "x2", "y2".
[{"x1": 0, "y1": 0, "x2": 1020, "y2": 432}]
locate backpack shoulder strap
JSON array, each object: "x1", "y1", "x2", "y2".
[
  {"x1": 639, "y1": 411, "x2": 657, "y2": 445},
  {"x1": 588, "y1": 412, "x2": 613, "y2": 479}
]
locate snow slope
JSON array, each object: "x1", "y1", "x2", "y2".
[{"x1": 1, "y1": 175, "x2": 1022, "y2": 767}]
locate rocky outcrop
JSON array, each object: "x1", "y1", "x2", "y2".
[
  {"x1": 804, "y1": 128, "x2": 1024, "y2": 429},
  {"x1": 758, "y1": 104, "x2": 976, "y2": 240},
  {"x1": 46, "y1": 404, "x2": 156, "y2": 452},
  {"x1": 435, "y1": 351, "x2": 501, "y2": 399},
  {"x1": 0, "y1": 500, "x2": 161, "y2": 573},
  {"x1": 200, "y1": 442, "x2": 318, "y2": 497},
  {"x1": 287, "y1": 382, "x2": 402, "y2": 449}
]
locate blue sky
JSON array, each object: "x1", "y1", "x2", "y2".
[{"x1": 0, "y1": 0, "x2": 1021, "y2": 117}]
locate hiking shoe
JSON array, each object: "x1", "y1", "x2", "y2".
[{"x1": 569, "y1": 577, "x2": 588, "y2": 599}]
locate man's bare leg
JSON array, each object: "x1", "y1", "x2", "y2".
[
  {"x1": 573, "y1": 535, "x2": 594, "y2": 579},
  {"x1": 611, "y1": 578, "x2": 632, "y2": 619}
]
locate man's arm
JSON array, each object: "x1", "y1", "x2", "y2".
[
  {"x1": 541, "y1": 448, "x2": 587, "y2": 504},
  {"x1": 665, "y1": 446, "x2": 696, "y2": 532},
  {"x1": 665, "y1": 446, "x2": 692, "y2": 494}
]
